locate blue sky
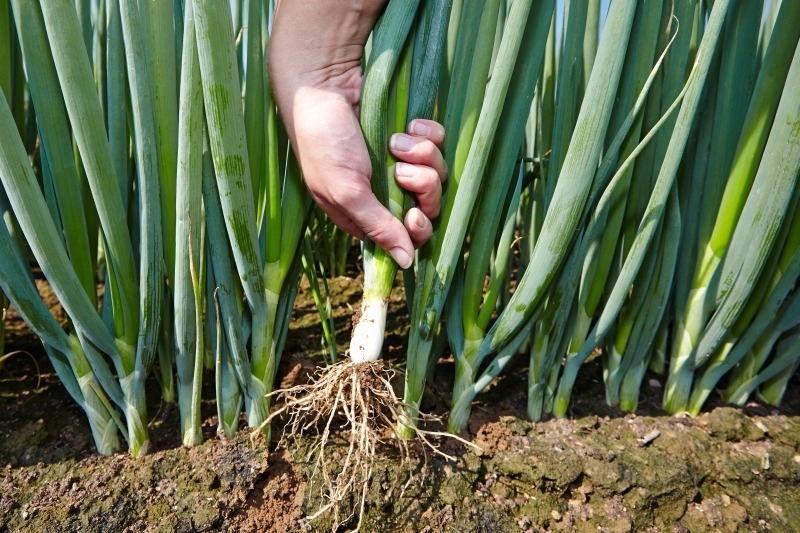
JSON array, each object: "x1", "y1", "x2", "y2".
[{"x1": 555, "y1": 0, "x2": 614, "y2": 52}]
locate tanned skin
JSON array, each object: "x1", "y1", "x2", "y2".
[{"x1": 269, "y1": 0, "x2": 447, "y2": 269}]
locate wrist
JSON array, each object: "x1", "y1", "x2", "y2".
[{"x1": 269, "y1": 0, "x2": 385, "y2": 91}]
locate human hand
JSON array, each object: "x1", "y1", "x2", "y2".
[{"x1": 268, "y1": 0, "x2": 447, "y2": 269}]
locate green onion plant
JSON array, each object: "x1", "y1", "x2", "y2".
[
  {"x1": 0, "y1": 0, "x2": 311, "y2": 455},
  {"x1": 3, "y1": 0, "x2": 800, "y2": 475}
]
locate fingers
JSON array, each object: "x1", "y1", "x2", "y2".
[
  {"x1": 390, "y1": 120, "x2": 447, "y2": 225},
  {"x1": 389, "y1": 133, "x2": 448, "y2": 183},
  {"x1": 335, "y1": 185, "x2": 416, "y2": 269},
  {"x1": 321, "y1": 204, "x2": 365, "y2": 241},
  {"x1": 292, "y1": 86, "x2": 446, "y2": 263},
  {"x1": 405, "y1": 207, "x2": 432, "y2": 249},
  {"x1": 330, "y1": 190, "x2": 433, "y2": 253},
  {"x1": 394, "y1": 162, "x2": 442, "y2": 219},
  {"x1": 408, "y1": 119, "x2": 445, "y2": 148}
]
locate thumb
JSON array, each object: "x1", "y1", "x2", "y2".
[{"x1": 344, "y1": 191, "x2": 415, "y2": 269}]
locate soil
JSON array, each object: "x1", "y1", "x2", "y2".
[{"x1": 2, "y1": 270, "x2": 799, "y2": 532}]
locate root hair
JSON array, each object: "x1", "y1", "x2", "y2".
[{"x1": 258, "y1": 360, "x2": 473, "y2": 532}]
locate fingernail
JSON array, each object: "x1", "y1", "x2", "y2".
[
  {"x1": 409, "y1": 120, "x2": 430, "y2": 137},
  {"x1": 410, "y1": 209, "x2": 428, "y2": 230},
  {"x1": 390, "y1": 134, "x2": 415, "y2": 153},
  {"x1": 390, "y1": 247, "x2": 413, "y2": 269},
  {"x1": 395, "y1": 162, "x2": 418, "y2": 177}
]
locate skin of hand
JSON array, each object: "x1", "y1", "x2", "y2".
[{"x1": 268, "y1": 0, "x2": 447, "y2": 269}]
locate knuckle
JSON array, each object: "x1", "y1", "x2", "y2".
[
  {"x1": 362, "y1": 221, "x2": 393, "y2": 244},
  {"x1": 423, "y1": 168, "x2": 440, "y2": 190},
  {"x1": 422, "y1": 198, "x2": 441, "y2": 219},
  {"x1": 307, "y1": 187, "x2": 327, "y2": 206},
  {"x1": 409, "y1": 228, "x2": 432, "y2": 249},
  {"x1": 417, "y1": 140, "x2": 437, "y2": 159}
]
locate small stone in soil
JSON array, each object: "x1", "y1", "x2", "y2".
[{"x1": 638, "y1": 429, "x2": 661, "y2": 447}]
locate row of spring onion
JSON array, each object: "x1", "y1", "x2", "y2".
[
  {"x1": 343, "y1": 0, "x2": 800, "y2": 436},
  {"x1": 0, "y1": 0, "x2": 315, "y2": 455}
]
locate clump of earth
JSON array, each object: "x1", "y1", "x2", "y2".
[{"x1": 1, "y1": 273, "x2": 798, "y2": 532}]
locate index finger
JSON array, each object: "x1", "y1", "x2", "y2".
[
  {"x1": 336, "y1": 184, "x2": 416, "y2": 269},
  {"x1": 408, "y1": 119, "x2": 445, "y2": 149}
]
